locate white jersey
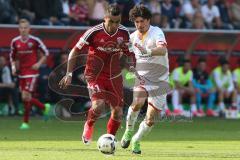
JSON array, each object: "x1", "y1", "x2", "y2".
[{"x1": 130, "y1": 25, "x2": 169, "y2": 82}]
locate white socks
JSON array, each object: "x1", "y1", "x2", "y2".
[
  {"x1": 237, "y1": 95, "x2": 240, "y2": 110},
  {"x1": 172, "y1": 90, "x2": 179, "y2": 110},
  {"x1": 126, "y1": 107, "x2": 140, "y2": 131},
  {"x1": 132, "y1": 121, "x2": 153, "y2": 142},
  {"x1": 191, "y1": 104, "x2": 197, "y2": 112}
]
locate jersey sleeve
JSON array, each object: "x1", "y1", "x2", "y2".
[
  {"x1": 10, "y1": 39, "x2": 17, "y2": 64},
  {"x1": 36, "y1": 38, "x2": 49, "y2": 56},
  {"x1": 75, "y1": 28, "x2": 93, "y2": 50},
  {"x1": 124, "y1": 30, "x2": 136, "y2": 67},
  {"x1": 155, "y1": 27, "x2": 167, "y2": 46},
  {"x1": 118, "y1": 29, "x2": 136, "y2": 69}
]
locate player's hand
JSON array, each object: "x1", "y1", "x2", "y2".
[
  {"x1": 31, "y1": 63, "x2": 40, "y2": 70},
  {"x1": 129, "y1": 66, "x2": 136, "y2": 72},
  {"x1": 59, "y1": 74, "x2": 72, "y2": 89},
  {"x1": 11, "y1": 66, "x2": 17, "y2": 76},
  {"x1": 134, "y1": 43, "x2": 151, "y2": 57}
]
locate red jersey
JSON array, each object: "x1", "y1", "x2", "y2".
[
  {"x1": 10, "y1": 35, "x2": 49, "y2": 78},
  {"x1": 75, "y1": 23, "x2": 134, "y2": 81}
]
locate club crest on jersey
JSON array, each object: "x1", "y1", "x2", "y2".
[
  {"x1": 117, "y1": 37, "x2": 123, "y2": 45},
  {"x1": 27, "y1": 42, "x2": 33, "y2": 48}
]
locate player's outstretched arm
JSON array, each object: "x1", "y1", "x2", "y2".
[
  {"x1": 150, "y1": 44, "x2": 167, "y2": 56},
  {"x1": 134, "y1": 43, "x2": 167, "y2": 57},
  {"x1": 59, "y1": 48, "x2": 80, "y2": 89}
]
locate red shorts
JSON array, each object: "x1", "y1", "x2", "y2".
[
  {"x1": 19, "y1": 77, "x2": 38, "y2": 92},
  {"x1": 87, "y1": 76, "x2": 123, "y2": 107}
]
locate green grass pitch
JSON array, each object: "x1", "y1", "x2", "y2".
[{"x1": 0, "y1": 117, "x2": 240, "y2": 160}]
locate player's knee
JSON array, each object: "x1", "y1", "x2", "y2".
[
  {"x1": 111, "y1": 107, "x2": 123, "y2": 121},
  {"x1": 22, "y1": 93, "x2": 31, "y2": 102},
  {"x1": 132, "y1": 99, "x2": 145, "y2": 111},
  {"x1": 145, "y1": 119, "x2": 155, "y2": 127},
  {"x1": 92, "y1": 100, "x2": 105, "y2": 113}
]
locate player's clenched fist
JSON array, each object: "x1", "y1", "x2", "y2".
[{"x1": 59, "y1": 73, "x2": 72, "y2": 89}]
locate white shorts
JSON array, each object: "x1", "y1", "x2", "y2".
[{"x1": 133, "y1": 76, "x2": 171, "y2": 111}]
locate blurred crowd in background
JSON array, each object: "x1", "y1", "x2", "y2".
[
  {"x1": 1, "y1": 53, "x2": 240, "y2": 118},
  {"x1": 0, "y1": 0, "x2": 240, "y2": 29}
]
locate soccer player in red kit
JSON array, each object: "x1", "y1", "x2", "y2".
[
  {"x1": 59, "y1": 4, "x2": 135, "y2": 144},
  {"x1": 10, "y1": 19, "x2": 51, "y2": 129}
]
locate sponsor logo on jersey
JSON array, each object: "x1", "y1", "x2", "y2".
[
  {"x1": 97, "y1": 46, "x2": 122, "y2": 53},
  {"x1": 117, "y1": 37, "x2": 123, "y2": 45},
  {"x1": 28, "y1": 42, "x2": 33, "y2": 48}
]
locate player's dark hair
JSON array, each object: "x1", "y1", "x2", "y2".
[
  {"x1": 106, "y1": 4, "x2": 121, "y2": 16},
  {"x1": 219, "y1": 56, "x2": 229, "y2": 65},
  {"x1": 129, "y1": 5, "x2": 152, "y2": 22}
]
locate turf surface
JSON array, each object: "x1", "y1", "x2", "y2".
[{"x1": 0, "y1": 117, "x2": 240, "y2": 160}]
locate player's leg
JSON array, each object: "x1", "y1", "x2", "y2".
[
  {"x1": 206, "y1": 88, "x2": 217, "y2": 116},
  {"x1": 231, "y1": 89, "x2": 237, "y2": 108},
  {"x1": 184, "y1": 87, "x2": 197, "y2": 116},
  {"x1": 106, "y1": 76, "x2": 124, "y2": 136},
  {"x1": 107, "y1": 105, "x2": 122, "y2": 135},
  {"x1": 172, "y1": 89, "x2": 184, "y2": 115},
  {"x1": 27, "y1": 77, "x2": 51, "y2": 118},
  {"x1": 217, "y1": 88, "x2": 225, "y2": 113},
  {"x1": 121, "y1": 87, "x2": 147, "y2": 148},
  {"x1": 131, "y1": 103, "x2": 160, "y2": 154},
  {"x1": 82, "y1": 99, "x2": 105, "y2": 144},
  {"x1": 20, "y1": 90, "x2": 32, "y2": 129}
]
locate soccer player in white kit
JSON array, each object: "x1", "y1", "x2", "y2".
[{"x1": 121, "y1": 5, "x2": 170, "y2": 154}]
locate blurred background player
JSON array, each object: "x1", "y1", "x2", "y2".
[
  {"x1": 171, "y1": 58, "x2": 197, "y2": 116},
  {"x1": 0, "y1": 56, "x2": 19, "y2": 115},
  {"x1": 121, "y1": 5, "x2": 170, "y2": 154},
  {"x1": 211, "y1": 57, "x2": 237, "y2": 116},
  {"x1": 59, "y1": 4, "x2": 134, "y2": 145},
  {"x1": 232, "y1": 59, "x2": 240, "y2": 111},
  {"x1": 10, "y1": 18, "x2": 50, "y2": 129},
  {"x1": 192, "y1": 57, "x2": 216, "y2": 117}
]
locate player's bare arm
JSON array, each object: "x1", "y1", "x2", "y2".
[
  {"x1": 32, "y1": 52, "x2": 47, "y2": 70},
  {"x1": 59, "y1": 47, "x2": 80, "y2": 89},
  {"x1": 11, "y1": 61, "x2": 17, "y2": 76},
  {"x1": 135, "y1": 43, "x2": 167, "y2": 56}
]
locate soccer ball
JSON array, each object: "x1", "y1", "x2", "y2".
[{"x1": 97, "y1": 134, "x2": 117, "y2": 155}]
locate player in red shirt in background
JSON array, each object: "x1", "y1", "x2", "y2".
[
  {"x1": 10, "y1": 19, "x2": 51, "y2": 130},
  {"x1": 59, "y1": 4, "x2": 135, "y2": 144}
]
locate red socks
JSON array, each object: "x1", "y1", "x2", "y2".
[
  {"x1": 107, "y1": 117, "x2": 121, "y2": 135},
  {"x1": 23, "y1": 98, "x2": 45, "y2": 123},
  {"x1": 23, "y1": 101, "x2": 31, "y2": 123},
  {"x1": 30, "y1": 98, "x2": 45, "y2": 110}
]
